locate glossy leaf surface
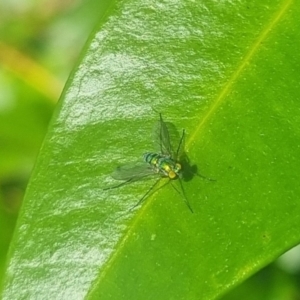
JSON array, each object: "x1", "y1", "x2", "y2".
[{"x1": 2, "y1": 0, "x2": 300, "y2": 299}]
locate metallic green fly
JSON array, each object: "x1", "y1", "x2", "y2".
[{"x1": 104, "y1": 113, "x2": 194, "y2": 213}]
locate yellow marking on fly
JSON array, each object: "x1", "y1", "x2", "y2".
[
  {"x1": 168, "y1": 170, "x2": 176, "y2": 179},
  {"x1": 152, "y1": 157, "x2": 159, "y2": 166},
  {"x1": 176, "y1": 163, "x2": 181, "y2": 171}
]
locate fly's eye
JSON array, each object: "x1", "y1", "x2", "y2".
[{"x1": 169, "y1": 171, "x2": 177, "y2": 179}]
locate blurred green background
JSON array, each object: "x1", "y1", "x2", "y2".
[
  {"x1": 0, "y1": 1, "x2": 300, "y2": 298},
  {"x1": 0, "y1": 0, "x2": 110, "y2": 282}
]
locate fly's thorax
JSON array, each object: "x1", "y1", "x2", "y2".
[
  {"x1": 162, "y1": 160, "x2": 182, "y2": 179},
  {"x1": 144, "y1": 153, "x2": 182, "y2": 179}
]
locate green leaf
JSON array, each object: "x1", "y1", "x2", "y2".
[
  {"x1": 1, "y1": 0, "x2": 300, "y2": 299},
  {"x1": 221, "y1": 262, "x2": 300, "y2": 300},
  {"x1": 0, "y1": 74, "x2": 53, "y2": 280}
]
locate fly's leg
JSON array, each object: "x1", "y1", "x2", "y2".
[
  {"x1": 130, "y1": 178, "x2": 167, "y2": 211},
  {"x1": 183, "y1": 162, "x2": 215, "y2": 182},
  {"x1": 191, "y1": 170, "x2": 215, "y2": 182},
  {"x1": 176, "y1": 129, "x2": 185, "y2": 159},
  {"x1": 170, "y1": 178, "x2": 194, "y2": 213},
  {"x1": 103, "y1": 178, "x2": 134, "y2": 191},
  {"x1": 159, "y1": 113, "x2": 164, "y2": 154}
]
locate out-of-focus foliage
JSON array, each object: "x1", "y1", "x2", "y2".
[
  {"x1": 222, "y1": 249, "x2": 300, "y2": 300},
  {"x1": 0, "y1": 0, "x2": 111, "y2": 281}
]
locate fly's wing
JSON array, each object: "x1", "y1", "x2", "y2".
[
  {"x1": 174, "y1": 127, "x2": 185, "y2": 160},
  {"x1": 153, "y1": 114, "x2": 185, "y2": 159},
  {"x1": 112, "y1": 162, "x2": 155, "y2": 181},
  {"x1": 153, "y1": 114, "x2": 173, "y2": 156}
]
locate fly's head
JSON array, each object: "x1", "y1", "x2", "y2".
[{"x1": 168, "y1": 162, "x2": 182, "y2": 179}]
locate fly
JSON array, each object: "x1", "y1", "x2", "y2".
[{"x1": 104, "y1": 113, "x2": 194, "y2": 213}]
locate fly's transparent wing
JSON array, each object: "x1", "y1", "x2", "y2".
[
  {"x1": 112, "y1": 162, "x2": 155, "y2": 181},
  {"x1": 153, "y1": 114, "x2": 185, "y2": 159},
  {"x1": 174, "y1": 128, "x2": 185, "y2": 160},
  {"x1": 153, "y1": 114, "x2": 172, "y2": 156}
]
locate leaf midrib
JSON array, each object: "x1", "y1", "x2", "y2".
[
  {"x1": 87, "y1": 0, "x2": 293, "y2": 296},
  {"x1": 186, "y1": 0, "x2": 293, "y2": 150}
]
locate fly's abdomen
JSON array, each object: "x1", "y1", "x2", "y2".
[
  {"x1": 143, "y1": 152, "x2": 160, "y2": 168},
  {"x1": 144, "y1": 152, "x2": 181, "y2": 179}
]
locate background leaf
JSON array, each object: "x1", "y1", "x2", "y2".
[{"x1": 2, "y1": 0, "x2": 300, "y2": 299}]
